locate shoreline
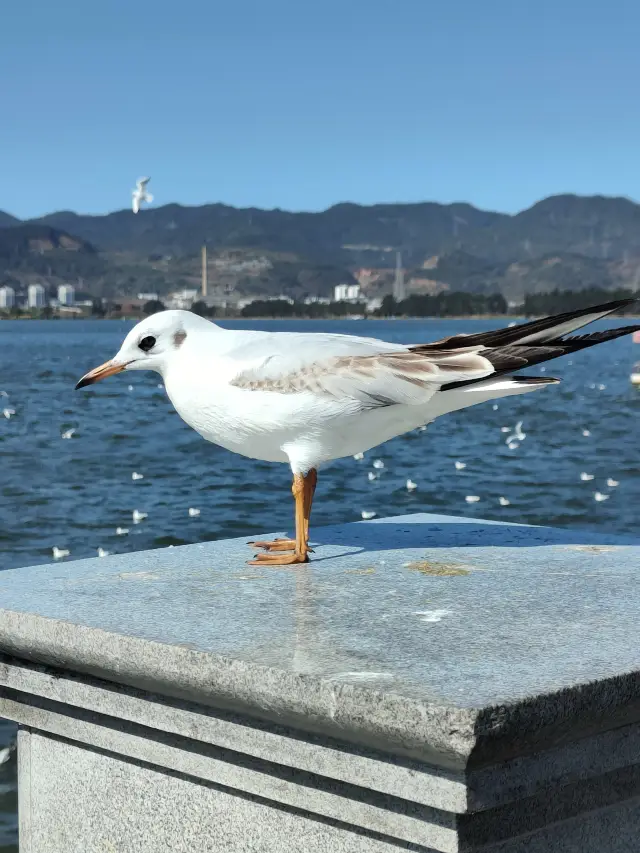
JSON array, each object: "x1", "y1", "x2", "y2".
[{"x1": 2, "y1": 313, "x2": 640, "y2": 322}]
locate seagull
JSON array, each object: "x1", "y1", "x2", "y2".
[
  {"x1": 504, "y1": 420, "x2": 525, "y2": 445},
  {"x1": 132, "y1": 176, "x2": 153, "y2": 214},
  {"x1": 52, "y1": 546, "x2": 70, "y2": 560},
  {"x1": 188, "y1": 507, "x2": 201, "y2": 517},
  {"x1": 415, "y1": 609, "x2": 451, "y2": 623},
  {"x1": 498, "y1": 496, "x2": 511, "y2": 506},
  {"x1": 406, "y1": 478, "x2": 418, "y2": 491},
  {"x1": 372, "y1": 459, "x2": 385, "y2": 469},
  {"x1": 61, "y1": 427, "x2": 76, "y2": 439},
  {"x1": 465, "y1": 495, "x2": 481, "y2": 503},
  {"x1": 594, "y1": 491, "x2": 610, "y2": 502},
  {"x1": 580, "y1": 472, "x2": 595, "y2": 481},
  {"x1": 132, "y1": 509, "x2": 147, "y2": 523},
  {"x1": 361, "y1": 510, "x2": 377, "y2": 519},
  {"x1": 97, "y1": 547, "x2": 110, "y2": 557},
  {"x1": 75, "y1": 298, "x2": 640, "y2": 566},
  {"x1": 367, "y1": 471, "x2": 378, "y2": 481},
  {"x1": 606, "y1": 478, "x2": 619, "y2": 488},
  {"x1": 116, "y1": 527, "x2": 129, "y2": 535},
  {"x1": 132, "y1": 471, "x2": 144, "y2": 480},
  {"x1": 454, "y1": 460, "x2": 466, "y2": 470}
]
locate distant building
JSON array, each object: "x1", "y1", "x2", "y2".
[
  {"x1": 346, "y1": 284, "x2": 360, "y2": 300},
  {"x1": 334, "y1": 283, "x2": 361, "y2": 302},
  {"x1": 334, "y1": 284, "x2": 348, "y2": 302},
  {"x1": 166, "y1": 289, "x2": 200, "y2": 310},
  {"x1": 137, "y1": 292, "x2": 159, "y2": 302},
  {"x1": 303, "y1": 296, "x2": 331, "y2": 305},
  {"x1": 0, "y1": 286, "x2": 16, "y2": 310},
  {"x1": 57, "y1": 284, "x2": 75, "y2": 306},
  {"x1": 28, "y1": 284, "x2": 46, "y2": 309}
]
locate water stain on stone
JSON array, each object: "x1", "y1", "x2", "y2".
[
  {"x1": 405, "y1": 560, "x2": 471, "y2": 576},
  {"x1": 345, "y1": 567, "x2": 377, "y2": 575}
]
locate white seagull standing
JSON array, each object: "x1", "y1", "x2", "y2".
[
  {"x1": 76, "y1": 299, "x2": 640, "y2": 566},
  {"x1": 132, "y1": 176, "x2": 153, "y2": 214}
]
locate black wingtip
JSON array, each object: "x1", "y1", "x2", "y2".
[{"x1": 510, "y1": 375, "x2": 561, "y2": 385}]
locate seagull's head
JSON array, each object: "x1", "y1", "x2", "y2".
[{"x1": 75, "y1": 310, "x2": 209, "y2": 389}]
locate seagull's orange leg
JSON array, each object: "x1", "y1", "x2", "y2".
[
  {"x1": 248, "y1": 472, "x2": 312, "y2": 565},
  {"x1": 304, "y1": 467, "x2": 317, "y2": 542}
]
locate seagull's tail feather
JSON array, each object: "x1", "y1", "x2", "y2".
[
  {"x1": 443, "y1": 324, "x2": 640, "y2": 391},
  {"x1": 411, "y1": 299, "x2": 640, "y2": 392},
  {"x1": 416, "y1": 298, "x2": 638, "y2": 353},
  {"x1": 427, "y1": 376, "x2": 559, "y2": 420}
]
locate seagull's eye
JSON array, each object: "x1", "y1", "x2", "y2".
[{"x1": 139, "y1": 336, "x2": 156, "y2": 352}]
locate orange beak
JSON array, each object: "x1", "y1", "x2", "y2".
[{"x1": 75, "y1": 360, "x2": 128, "y2": 390}]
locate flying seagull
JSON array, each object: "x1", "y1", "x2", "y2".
[
  {"x1": 132, "y1": 176, "x2": 153, "y2": 214},
  {"x1": 75, "y1": 298, "x2": 640, "y2": 565}
]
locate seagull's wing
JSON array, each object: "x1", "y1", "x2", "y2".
[
  {"x1": 227, "y1": 332, "x2": 496, "y2": 406},
  {"x1": 227, "y1": 299, "x2": 640, "y2": 407},
  {"x1": 137, "y1": 176, "x2": 150, "y2": 189},
  {"x1": 144, "y1": 192, "x2": 154, "y2": 203}
]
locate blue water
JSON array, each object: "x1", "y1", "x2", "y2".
[{"x1": 1, "y1": 317, "x2": 639, "y2": 847}]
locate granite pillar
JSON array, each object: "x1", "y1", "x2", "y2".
[{"x1": 1, "y1": 512, "x2": 639, "y2": 852}]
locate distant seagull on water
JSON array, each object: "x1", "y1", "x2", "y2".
[
  {"x1": 75, "y1": 299, "x2": 640, "y2": 566},
  {"x1": 132, "y1": 177, "x2": 153, "y2": 214}
]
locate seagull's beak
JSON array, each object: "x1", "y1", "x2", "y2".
[{"x1": 75, "y1": 359, "x2": 128, "y2": 390}]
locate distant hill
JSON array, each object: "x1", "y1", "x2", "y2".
[
  {"x1": 31, "y1": 200, "x2": 505, "y2": 267},
  {"x1": 457, "y1": 195, "x2": 640, "y2": 262},
  {"x1": 27, "y1": 194, "x2": 640, "y2": 265},
  {"x1": 2, "y1": 193, "x2": 640, "y2": 301},
  {"x1": 0, "y1": 223, "x2": 95, "y2": 258},
  {"x1": 0, "y1": 211, "x2": 20, "y2": 228},
  {"x1": 0, "y1": 224, "x2": 107, "y2": 287},
  {"x1": 412, "y1": 248, "x2": 626, "y2": 302}
]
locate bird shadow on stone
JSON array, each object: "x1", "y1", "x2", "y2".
[{"x1": 300, "y1": 514, "x2": 640, "y2": 563}]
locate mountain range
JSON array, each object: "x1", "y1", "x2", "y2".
[{"x1": 2, "y1": 193, "x2": 640, "y2": 303}]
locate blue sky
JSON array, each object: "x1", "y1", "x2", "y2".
[{"x1": 2, "y1": 0, "x2": 639, "y2": 219}]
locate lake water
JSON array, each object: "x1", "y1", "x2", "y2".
[{"x1": 1, "y1": 316, "x2": 639, "y2": 847}]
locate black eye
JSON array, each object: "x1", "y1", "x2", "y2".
[{"x1": 139, "y1": 336, "x2": 156, "y2": 352}]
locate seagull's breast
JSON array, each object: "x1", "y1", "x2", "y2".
[{"x1": 163, "y1": 359, "x2": 366, "y2": 464}]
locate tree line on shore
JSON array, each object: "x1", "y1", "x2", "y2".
[
  {"x1": 2, "y1": 287, "x2": 638, "y2": 321},
  {"x1": 238, "y1": 288, "x2": 638, "y2": 318}
]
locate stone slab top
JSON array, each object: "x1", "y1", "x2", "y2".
[{"x1": 1, "y1": 513, "x2": 640, "y2": 765}]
